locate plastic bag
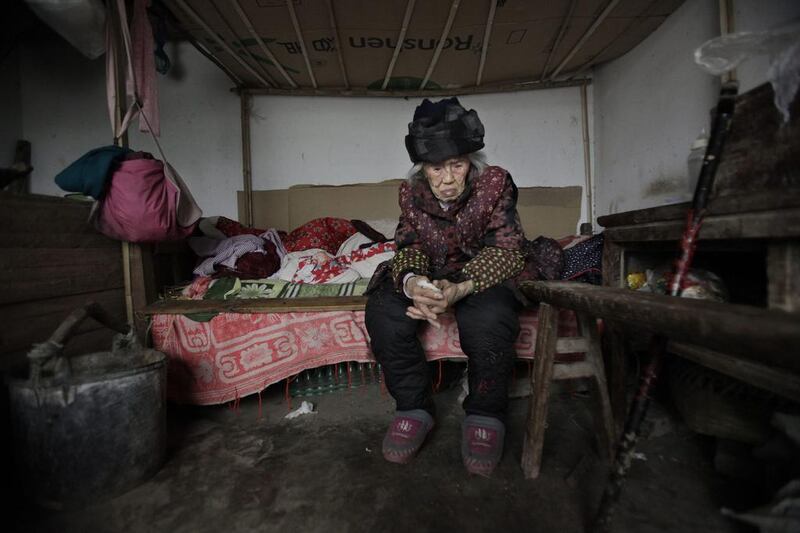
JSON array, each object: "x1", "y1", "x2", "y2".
[
  {"x1": 631, "y1": 266, "x2": 729, "y2": 302},
  {"x1": 694, "y1": 23, "x2": 800, "y2": 122}
]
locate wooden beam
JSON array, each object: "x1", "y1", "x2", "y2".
[
  {"x1": 141, "y1": 295, "x2": 368, "y2": 315},
  {"x1": 382, "y1": 0, "x2": 417, "y2": 90},
  {"x1": 719, "y1": 0, "x2": 737, "y2": 83},
  {"x1": 419, "y1": 0, "x2": 461, "y2": 90},
  {"x1": 208, "y1": 0, "x2": 276, "y2": 87},
  {"x1": 475, "y1": 0, "x2": 497, "y2": 86},
  {"x1": 768, "y1": 242, "x2": 800, "y2": 312},
  {"x1": 241, "y1": 92, "x2": 254, "y2": 227},
  {"x1": 580, "y1": 82, "x2": 593, "y2": 229},
  {"x1": 189, "y1": 36, "x2": 243, "y2": 87},
  {"x1": 565, "y1": 0, "x2": 660, "y2": 80},
  {"x1": 163, "y1": 1, "x2": 243, "y2": 86},
  {"x1": 171, "y1": 0, "x2": 273, "y2": 88},
  {"x1": 242, "y1": 77, "x2": 592, "y2": 97},
  {"x1": 598, "y1": 191, "x2": 800, "y2": 229},
  {"x1": 549, "y1": 0, "x2": 621, "y2": 80},
  {"x1": 122, "y1": 241, "x2": 134, "y2": 325},
  {"x1": 540, "y1": 0, "x2": 577, "y2": 81},
  {"x1": 669, "y1": 342, "x2": 800, "y2": 403},
  {"x1": 286, "y1": 0, "x2": 318, "y2": 88},
  {"x1": 325, "y1": 0, "x2": 350, "y2": 89},
  {"x1": 602, "y1": 207, "x2": 800, "y2": 243},
  {"x1": 519, "y1": 281, "x2": 800, "y2": 372},
  {"x1": 521, "y1": 302, "x2": 558, "y2": 479},
  {"x1": 231, "y1": 0, "x2": 297, "y2": 88}
]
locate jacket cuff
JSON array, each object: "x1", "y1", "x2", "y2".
[
  {"x1": 391, "y1": 248, "x2": 430, "y2": 291},
  {"x1": 462, "y1": 247, "x2": 524, "y2": 292}
]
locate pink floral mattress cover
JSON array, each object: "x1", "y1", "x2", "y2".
[{"x1": 151, "y1": 308, "x2": 579, "y2": 405}]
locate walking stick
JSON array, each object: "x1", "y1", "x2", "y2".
[{"x1": 591, "y1": 81, "x2": 739, "y2": 532}]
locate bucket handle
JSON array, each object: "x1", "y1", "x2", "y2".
[{"x1": 27, "y1": 303, "x2": 131, "y2": 389}]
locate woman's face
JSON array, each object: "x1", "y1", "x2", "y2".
[{"x1": 423, "y1": 156, "x2": 470, "y2": 202}]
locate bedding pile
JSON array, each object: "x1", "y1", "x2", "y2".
[
  {"x1": 187, "y1": 216, "x2": 394, "y2": 282},
  {"x1": 152, "y1": 216, "x2": 586, "y2": 405}
]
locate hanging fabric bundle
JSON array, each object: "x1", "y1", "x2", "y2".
[{"x1": 96, "y1": 0, "x2": 201, "y2": 243}]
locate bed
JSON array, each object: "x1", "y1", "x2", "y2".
[{"x1": 144, "y1": 180, "x2": 584, "y2": 405}]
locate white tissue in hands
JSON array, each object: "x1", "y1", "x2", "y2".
[{"x1": 416, "y1": 279, "x2": 442, "y2": 294}]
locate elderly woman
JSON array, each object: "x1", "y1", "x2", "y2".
[{"x1": 365, "y1": 98, "x2": 527, "y2": 477}]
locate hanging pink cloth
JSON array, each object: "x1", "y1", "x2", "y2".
[{"x1": 131, "y1": 0, "x2": 160, "y2": 136}]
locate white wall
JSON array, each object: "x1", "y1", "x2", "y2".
[
  {"x1": 593, "y1": 0, "x2": 800, "y2": 219},
  {"x1": 0, "y1": 48, "x2": 22, "y2": 167},
  {"x1": 250, "y1": 88, "x2": 588, "y2": 190},
  {"x1": 21, "y1": 40, "x2": 242, "y2": 218}
]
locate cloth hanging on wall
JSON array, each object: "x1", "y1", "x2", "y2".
[{"x1": 131, "y1": 0, "x2": 160, "y2": 136}]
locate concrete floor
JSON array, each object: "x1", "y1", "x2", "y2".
[{"x1": 10, "y1": 373, "x2": 744, "y2": 533}]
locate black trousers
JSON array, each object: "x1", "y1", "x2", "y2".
[{"x1": 365, "y1": 279, "x2": 521, "y2": 421}]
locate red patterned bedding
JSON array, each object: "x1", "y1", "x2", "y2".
[{"x1": 151, "y1": 308, "x2": 579, "y2": 405}]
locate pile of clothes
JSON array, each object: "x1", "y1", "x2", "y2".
[{"x1": 188, "y1": 216, "x2": 396, "y2": 283}]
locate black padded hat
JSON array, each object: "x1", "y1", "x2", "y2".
[{"x1": 404, "y1": 97, "x2": 485, "y2": 163}]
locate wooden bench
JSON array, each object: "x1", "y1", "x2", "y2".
[{"x1": 518, "y1": 280, "x2": 800, "y2": 479}]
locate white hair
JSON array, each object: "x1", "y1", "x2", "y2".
[{"x1": 405, "y1": 151, "x2": 489, "y2": 181}]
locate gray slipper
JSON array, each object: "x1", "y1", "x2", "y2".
[
  {"x1": 382, "y1": 409, "x2": 435, "y2": 464},
  {"x1": 462, "y1": 415, "x2": 505, "y2": 477}
]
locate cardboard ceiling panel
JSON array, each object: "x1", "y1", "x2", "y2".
[{"x1": 165, "y1": 0, "x2": 685, "y2": 95}]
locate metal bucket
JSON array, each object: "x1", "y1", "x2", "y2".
[{"x1": 5, "y1": 304, "x2": 167, "y2": 509}]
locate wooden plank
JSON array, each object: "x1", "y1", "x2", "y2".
[
  {"x1": 231, "y1": 0, "x2": 296, "y2": 88},
  {"x1": 603, "y1": 320, "x2": 628, "y2": 435},
  {"x1": 598, "y1": 190, "x2": 800, "y2": 229},
  {"x1": 540, "y1": 0, "x2": 577, "y2": 81},
  {"x1": 0, "y1": 247, "x2": 121, "y2": 270},
  {"x1": 549, "y1": 0, "x2": 622, "y2": 80},
  {"x1": 1, "y1": 326, "x2": 121, "y2": 372},
  {"x1": 419, "y1": 0, "x2": 461, "y2": 90},
  {"x1": 0, "y1": 289, "x2": 125, "y2": 355},
  {"x1": 555, "y1": 337, "x2": 589, "y2": 354},
  {"x1": 0, "y1": 232, "x2": 117, "y2": 249},
  {"x1": 712, "y1": 83, "x2": 800, "y2": 198},
  {"x1": 669, "y1": 342, "x2": 800, "y2": 404},
  {"x1": 768, "y1": 242, "x2": 800, "y2": 312},
  {"x1": 577, "y1": 312, "x2": 615, "y2": 459},
  {"x1": 518, "y1": 281, "x2": 800, "y2": 372},
  {"x1": 129, "y1": 243, "x2": 157, "y2": 342},
  {"x1": 0, "y1": 288, "x2": 125, "y2": 322},
  {"x1": 208, "y1": 0, "x2": 277, "y2": 87},
  {"x1": 601, "y1": 239, "x2": 623, "y2": 288},
  {"x1": 171, "y1": 0, "x2": 272, "y2": 88},
  {"x1": 325, "y1": 0, "x2": 349, "y2": 89},
  {"x1": 241, "y1": 78, "x2": 591, "y2": 97},
  {"x1": 0, "y1": 192, "x2": 92, "y2": 207},
  {"x1": 0, "y1": 261, "x2": 124, "y2": 305},
  {"x1": 381, "y1": 0, "x2": 416, "y2": 90},
  {"x1": 475, "y1": 0, "x2": 497, "y2": 86},
  {"x1": 286, "y1": 0, "x2": 317, "y2": 89},
  {"x1": 522, "y1": 302, "x2": 559, "y2": 479},
  {"x1": 141, "y1": 295, "x2": 369, "y2": 315},
  {"x1": 603, "y1": 207, "x2": 800, "y2": 243},
  {"x1": 0, "y1": 199, "x2": 96, "y2": 234}
]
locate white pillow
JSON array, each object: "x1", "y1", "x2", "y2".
[
  {"x1": 363, "y1": 219, "x2": 399, "y2": 240},
  {"x1": 336, "y1": 232, "x2": 373, "y2": 257}
]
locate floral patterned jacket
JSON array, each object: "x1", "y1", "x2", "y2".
[{"x1": 386, "y1": 165, "x2": 527, "y2": 293}]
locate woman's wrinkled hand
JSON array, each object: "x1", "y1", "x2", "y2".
[
  {"x1": 433, "y1": 279, "x2": 475, "y2": 308},
  {"x1": 404, "y1": 275, "x2": 445, "y2": 328},
  {"x1": 404, "y1": 277, "x2": 476, "y2": 327}
]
